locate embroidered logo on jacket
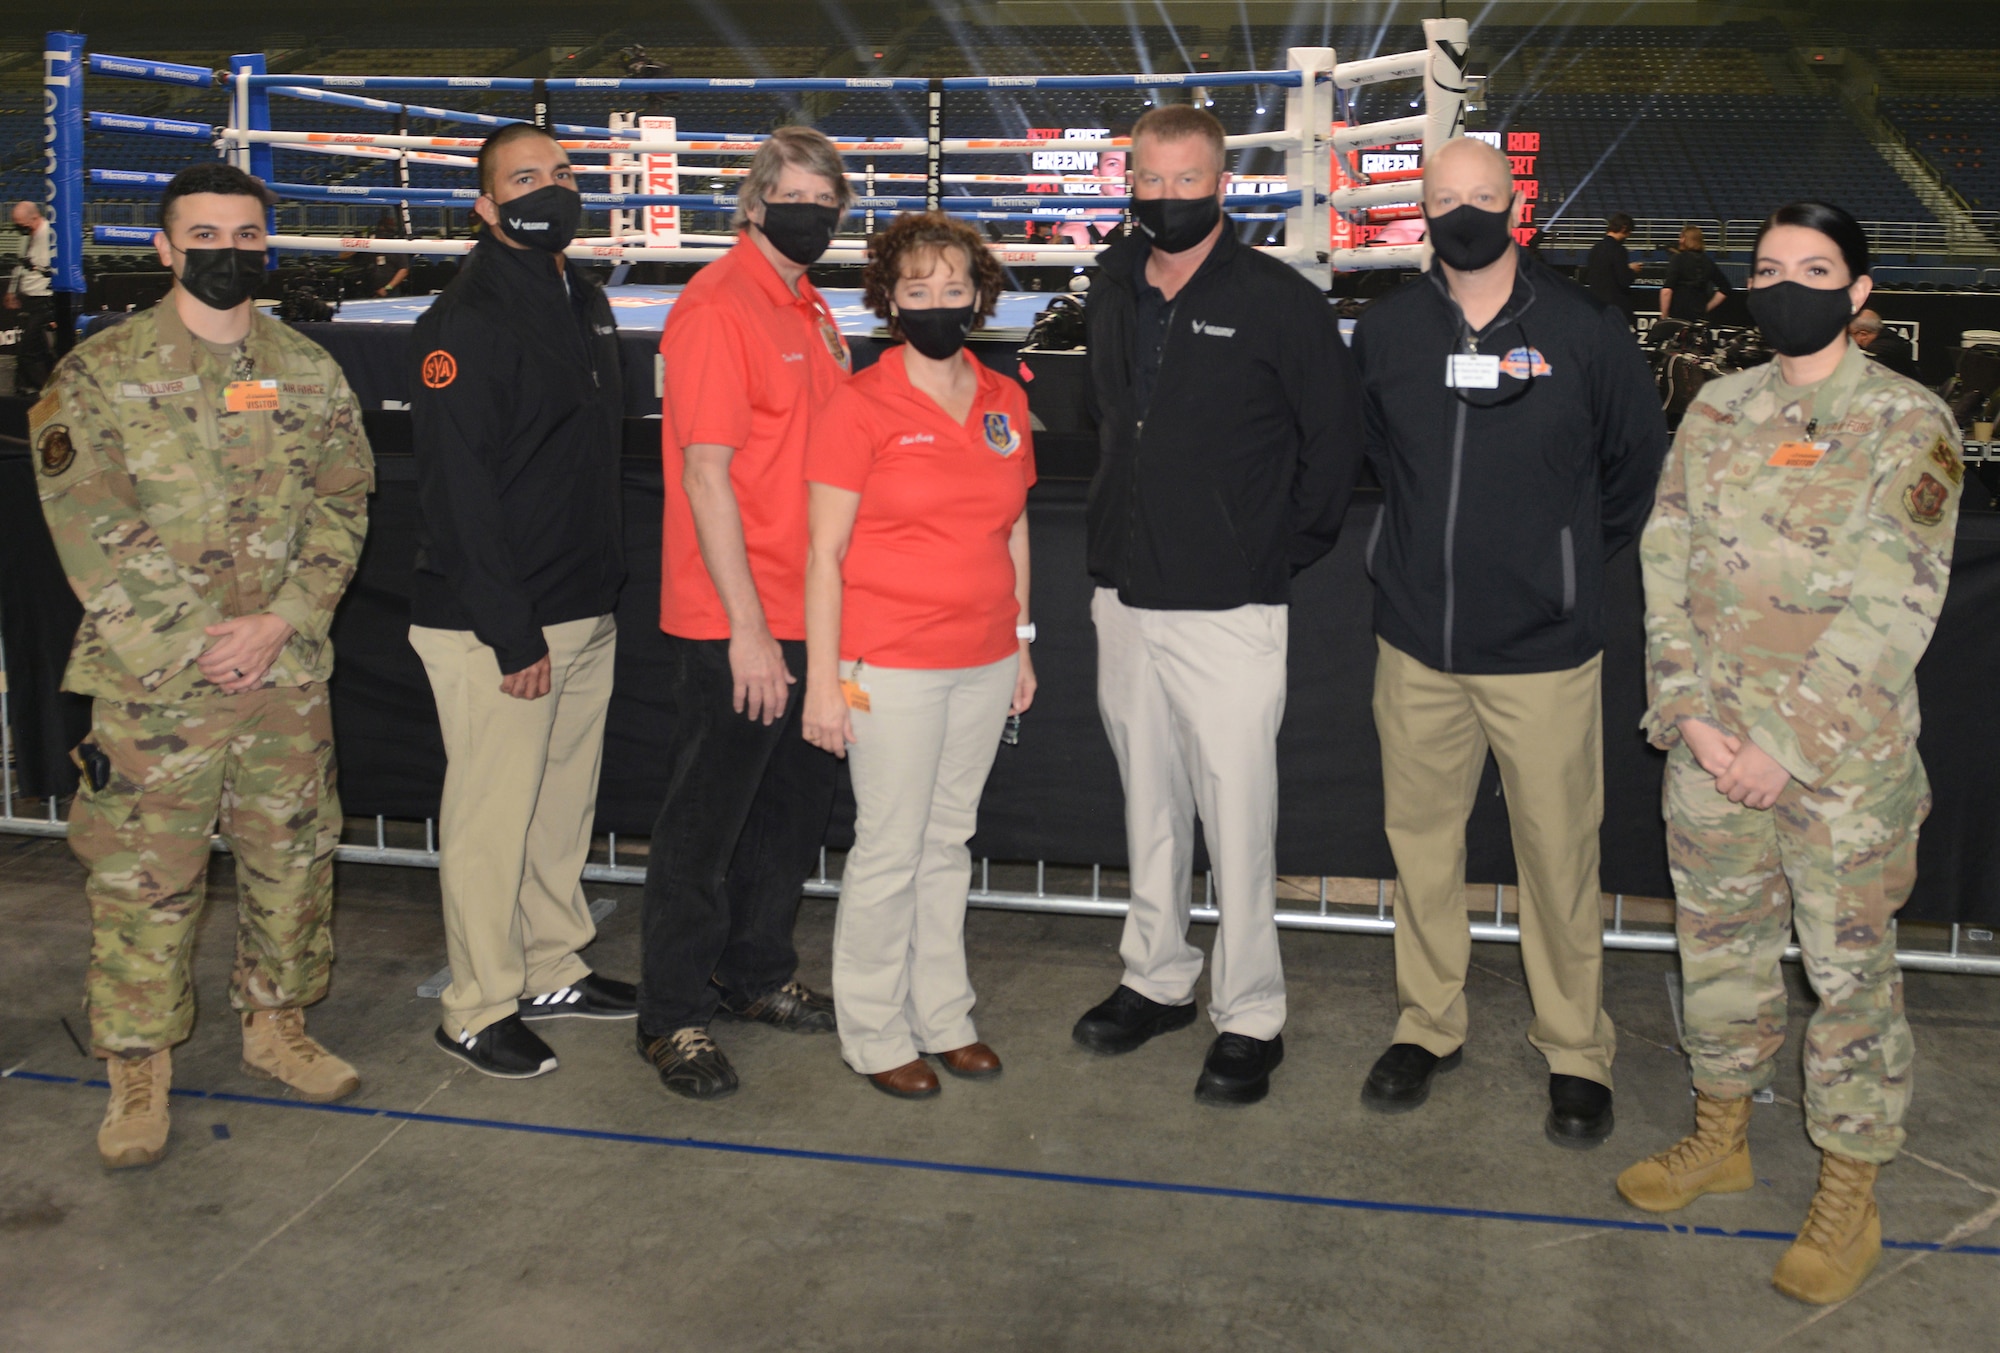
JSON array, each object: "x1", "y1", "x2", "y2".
[
  {"x1": 1190, "y1": 320, "x2": 1236, "y2": 337},
  {"x1": 1499, "y1": 347, "x2": 1553, "y2": 379}
]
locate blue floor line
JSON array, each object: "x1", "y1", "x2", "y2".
[{"x1": 9, "y1": 1068, "x2": 1996, "y2": 1257}]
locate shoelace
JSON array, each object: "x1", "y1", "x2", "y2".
[
  {"x1": 267, "y1": 1010, "x2": 325, "y2": 1063},
  {"x1": 668, "y1": 1027, "x2": 719, "y2": 1058},
  {"x1": 115, "y1": 1058, "x2": 160, "y2": 1118},
  {"x1": 1797, "y1": 1159, "x2": 1871, "y2": 1250},
  {"x1": 776, "y1": 982, "x2": 817, "y2": 1004}
]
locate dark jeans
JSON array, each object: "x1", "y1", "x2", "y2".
[
  {"x1": 637, "y1": 635, "x2": 839, "y2": 1034},
  {"x1": 12, "y1": 295, "x2": 55, "y2": 394}
]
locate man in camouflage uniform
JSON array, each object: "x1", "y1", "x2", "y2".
[
  {"x1": 29, "y1": 164, "x2": 373, "y2": 1168},
  {"x1": 1623, "y1": 312, "x2": 1960, "y2": 1300}
]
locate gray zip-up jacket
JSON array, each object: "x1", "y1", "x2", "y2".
[{"x1": 1351, "y1": 253, "x2": 1666, "y2": 675}]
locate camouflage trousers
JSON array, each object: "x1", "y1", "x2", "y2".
[
  {"x1": 68, "y1": 684, "x2": 341, "y2": 1055},
  {"x1": 1665, "y1": 743, "x2": 1924, "y2": 1164}
]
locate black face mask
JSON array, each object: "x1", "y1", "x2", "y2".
[
  {"x1": 757, "y1": 202, "x2": 841, "y2": 265},
  {"x1": 175, "y1": 245, "x2": 266, "y2": 311},
  {"x1": 1747, "y1": 280, "x2": 1856, "y2": 359},
  {"x1": 1132, "y1": 194, "x2": 1221, "y2": 253},
  {"x1": 495, "y1": 184, "x2": 582, "y2": 252},
  {"x1": 897, "y1": 305, "x2": 975, "y2": 361},
  {"x1": 1425, "y1": 201, "x2": 1515, "y2": 272}
]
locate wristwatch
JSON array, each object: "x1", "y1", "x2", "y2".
[{"x1": 1016, "y1": 624, "x2": 1037, "y2": 643}]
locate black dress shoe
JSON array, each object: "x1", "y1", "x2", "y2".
[
  {"x1": 518, "y1": 972, "x2": 638, "y2": 1021},
  {"x1": 1071, "y1": 985, "x2": 1199, "y2": 1054},
  {"x1": 1195, "y1": 1032, "x2": 1284, "y2": 1104},
  {"x1": 1546, "y1": 1074, "x2": 1614, "y2": 1148},
  {"x1": 1360, "y1": 1042, "x2": 1463, "y2": 1113},
  {"x1": 434, "y1": 1014, "x2": 558, "y2": 1079}
]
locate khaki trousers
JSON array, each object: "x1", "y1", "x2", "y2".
[
  {"x1": 410, "y1": 614, "x2": 617, "y2": 1038},
  {"x1": 1093, "y1": 589, "x2": 1288, "y2": 1039},
  {"x1": 1372, "y1": 639, "x2": 1616, "y2": 1085},
  {"x1": 833, "y1": 655, "x2": 1017, "y2": 1075}
]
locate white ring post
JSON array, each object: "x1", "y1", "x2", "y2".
[
  {"x1": 1420, "y1": 17, "x2": 1471, "y2": 166},
  {"x1": 233, "y1": 64, "x2": 253, "y2": 171},
  {"x1": 1284, "y1": 47, "x2": 1334, "y2": 290}
]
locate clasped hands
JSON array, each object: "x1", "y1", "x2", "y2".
[
  {"x1": 1677, "y1": 717, "x2": 1791, "y2": 811},
  {"x1": 198, "y1": 613, "x2": 295, "y2": 694}
]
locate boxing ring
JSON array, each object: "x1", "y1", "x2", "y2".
[
  {"x1": 52, "y1": 21, "x2": 1472, "y2": 283},
  {"x1": 16, "y1": 27, "x2": 2000, "y2": 976}
]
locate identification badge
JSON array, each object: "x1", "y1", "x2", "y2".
[
  {"x1": 1766, "y1": 440, "x2": 1828, "y2": 469},
  {"x1": 839, "y1": 679, "x2": 871, "y2": 713},
  {"x1": 1446, "y1": 354, "x2": 1500, "y2": 389},
  {"x1": 224, "y1": 379, "x2": 280, "y2": 412}
]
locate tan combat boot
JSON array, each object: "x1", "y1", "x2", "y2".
[
  {"x1": 98, "y1": 1048, "x2": 171, "y2": 1169},
  {"x1": 241, "y1": 1009, "x2": 361, "y2": 1102},
  {"x1": 1772, "y1": 1151, "x2": 1882, "y2": 1304},
  {"x1": 1615, "y1": 1090, "x2": 1754, "y2": 1212}
]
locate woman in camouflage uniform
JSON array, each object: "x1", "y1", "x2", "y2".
[{"x1": 1619, "y1": 201, "x2": 1962, "y2": 1304}]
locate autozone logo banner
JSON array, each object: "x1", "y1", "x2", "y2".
[{"x1": 641, "y1": 115, "x2": 679, "y2": 247}]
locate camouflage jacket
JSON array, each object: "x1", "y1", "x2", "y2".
[
  {"x1": 28, "y1": 300, "x2": 374, "y2": 702},
  {"x1": 1640, "y1": 340, "x2": 1961, "y2": 787}
]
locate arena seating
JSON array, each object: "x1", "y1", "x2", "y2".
[{"x1": 1881, "y1": 97, "x2": 2000, "y2": 210}]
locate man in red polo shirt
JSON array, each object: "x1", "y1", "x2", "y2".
[{"x1": 638, "y1": 126, "x2": 854, "y2": 1099}]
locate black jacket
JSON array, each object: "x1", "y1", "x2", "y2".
[
  {"x1": 1661, "y1": 248, "x2": 1730, "y2": 321},
  {"x1": 410, "y1": 235, "x2": 624, "y2": 673},
  {"x1": 1084, "y1": 223, "x2": 1364, "y2": 610},
  {"x1": 1582, "y1": 234, "x2": 1634, "y2": 311},
  {"x1": 1352, "y1": 254, "x2": 1666, "y2": 675}
]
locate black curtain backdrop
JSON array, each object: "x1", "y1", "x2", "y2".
[{"x1": 5, "y1": 409, "x2": 1999, "y2": 927}]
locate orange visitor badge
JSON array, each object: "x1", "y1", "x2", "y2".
[
  {"x1": 839, "y1": 679, "x2": 871, "y2": 713},
  {"x1": 224, "y1": 379, "x2": 280, "y2": 412},
  {"x1": 1766, "y1": 441, "x2": 1827, "y2": 469}
]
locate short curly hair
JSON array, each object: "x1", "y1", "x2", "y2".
[{"x1": 861, "y1": 212, "x2": 1003, "y2": 339}]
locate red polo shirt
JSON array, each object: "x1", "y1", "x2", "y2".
[
  {"x1": 805, "y1": 347, "x2": 1036, "y2": 669},
  {"x1": 658, "y1": 234, "x2": 852, "y2": 640}
]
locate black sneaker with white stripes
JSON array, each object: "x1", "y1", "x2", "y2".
[
  {"x1": 434, "y1": 1013, "x2": 559, "y2": 1079},
  {"x1": 516, "y1": 972, "x2": 638, "y2": 1021}
]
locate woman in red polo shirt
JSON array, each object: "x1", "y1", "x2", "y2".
[{"x1": 802, "y1": 212, "x2": 1037, "y2": 1100}]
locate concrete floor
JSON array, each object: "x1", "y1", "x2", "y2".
[{"x1": 3, "y1": 832, "x2": 1998, "y2": 1352}]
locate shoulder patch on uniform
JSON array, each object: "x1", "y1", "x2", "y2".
[
  {"x1": 1930, "y1": 436, "x2": 1964, "y2": 487},
  {"x1": 1903, "y1": 472, "x2": 1949, "y2": 527},
  {"x1": 29, "y1": 389, "x2": 59, "y2": 428},
  {"x1": 36, "y1": 423, "x2": 75, "y2": 477},
  {"x1": 421, "y1": 350, "x2": 457, "y2": 389}
]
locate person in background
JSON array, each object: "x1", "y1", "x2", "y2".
[
  {"x1": 1582, "y1": 212, "x2": 1642, "y2": 318},
  {"x1": 1620, "y1": 200, "x2": 1962, "y2": 1306},
  {"x1": 801, "y1": 212, "x2": 1036, "y2": 1100},
  {"x1": 1350, "y1": 137, "x2": 1666, "y2": 1147},
  {"x1": 1850, "y1": 309, "x2": 1918, "y2": 381},
  {"x1": 7, "y1": 200, "x2": 56, "y2": 392},
  {"x1": 409, "y1": 124, "x2": 631, "y2": 1080},
  {"x1": 639, "y1": 127, "x2": 856, "y2": 1100},
  {"x1": 1660, "y1": 224, "x2": 1730, "y2": 323},
  {"x1": 365, "y1": 211, "x2": 409, "y2": 298},
  {"x1": 29, "y1": 164, "x2": 373, "y2": 1166},
  {"x1": 1071, "y1": 105, "x2": 1364, "y2": 1106}
]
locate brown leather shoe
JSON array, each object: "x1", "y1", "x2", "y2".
[
  {"x1": 868, "y1": 1059, "x2": 940, "y2": 1099},
  {"x1": 934, "y1": 1043, "x2": 1002, "y2": 1079}
]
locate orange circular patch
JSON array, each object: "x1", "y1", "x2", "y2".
[{"x1": 421, "y1": 350, "x2": 458, "y2": 389}]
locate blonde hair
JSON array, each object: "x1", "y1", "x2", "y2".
[
  {"x1": 733, "y1": 126, "x2": 853, "y2": 228},
  {"x1": 1680, "y1": 224, "x2": 1706, "y2": 251}
]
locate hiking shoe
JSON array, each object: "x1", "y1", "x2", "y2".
[
  {"x1": 1772, "y1": 1152, "x2": 1883, "y2": 1305},
  {"x1": 241, "y1": 1009, "x2": 361, "y2": 1102},
  {"x1": 1617, "y1": 1091, "x2": 1753, "y2": 1212},
  {"x1": 99, "y1": 1049, "x2": 171, "y2": 1169},
  {"x1": 639, "y1": 1026, "x2": 740, "y2": 1100}
]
